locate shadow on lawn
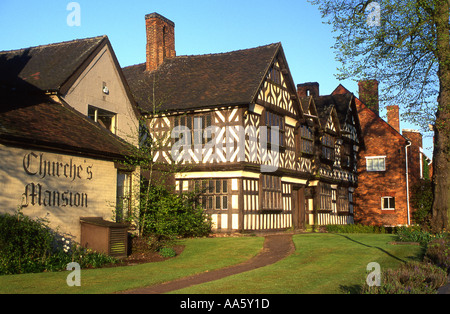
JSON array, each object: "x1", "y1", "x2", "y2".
[{"x1": 333, "y1": 233, "x2": 422, "y2": 263}]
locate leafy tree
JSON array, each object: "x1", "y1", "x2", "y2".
[{"x1": 309, "y1": 0, "x2": 450, "y2": 231}]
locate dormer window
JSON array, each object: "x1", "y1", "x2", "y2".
[
  {"x1": 321, "y1": 133, "x2": 335, "y2": 160},
  {"x1": 300, "y1": 125, "x2": 314, "y2": 155}
]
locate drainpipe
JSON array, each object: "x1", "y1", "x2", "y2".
[{"x1": 405, "y1": 140, "x2": 412, "y2": 226}]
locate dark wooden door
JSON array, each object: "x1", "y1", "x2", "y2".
[{"x1": 292, "y1": 185, "x2": 306, "y2": 230}]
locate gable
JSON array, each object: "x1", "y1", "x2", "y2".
[
  {"x1": 61, "y1": 43, "x2": 139, "y2": 145},
  {"x1": 324, "y1": 108, "x2": 341, "y2": 136},
  {"x1": 355, "y1": 97, "x2": 408, "y2": 146},
  {"x1": 0, "y1": 36, "x2": 106, "y2": 93},
  {"x1": 254, "y1": 51, "x2": 302, "y2": 119}
]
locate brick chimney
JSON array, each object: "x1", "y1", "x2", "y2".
[
  {"x1": 358, "y1": 80, "x2": 379, "y2": 116},
  {"x1": 402, "y1": 129, "x2": 423, "y2": 149},
  {"x1": 386, "y1": 105, "x2": 400, "y2": 133},
  {"x1": 297, "y1": 82, "x2": 320, "y2": 98},
  {"x1": 145, "y1": 13, "x2": 176, "y2": 72}
]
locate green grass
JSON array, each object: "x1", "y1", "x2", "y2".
[
  {"x1": 171, "y1": 233, "x2": 424, "y2": 294},
  {"x1": 0, "y1": 233, "x2": 424, "y2": 294},
  {"x1": 0, "y1": 236, "x2": 264, "y2": 294}
]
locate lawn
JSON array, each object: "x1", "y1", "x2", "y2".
[
  {"x1": 0, "y1": 236, "x2": 264, "y2": 294},
  {"x1": 171, "y1": 233, "x2": 424, "y2": 294},
  {"x1": 0, "y1": 233, "x2": 423, "y2": 294}
]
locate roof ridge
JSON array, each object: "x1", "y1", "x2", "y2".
[
  {"x1": 121, "y1": 42, "x2": 281, "y2": 71},
  {"x1": 172, "y1": 42, "x2": 281, "y2": 59},
  {"x1": 0, "y1": 35, "x2": 107, "y2": 54}
]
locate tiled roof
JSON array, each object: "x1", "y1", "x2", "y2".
[
  {"x1": 314, "y1": 93, "x2": 354, "y2": 126},
  {"x1": 0, "y1": 36, "x2": 106, "y2": 92},
  {"x1": 0, "y1": 92, "x2": 134, "y2": 159},
  {"x1": 122, "y1": 43, "x2": 281, "y2": 114}
]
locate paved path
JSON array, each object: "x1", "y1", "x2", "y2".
[
  {"x1": 121, "y1": 233, "x2": 295, "y2": 294},
  {"x1": 437, "y1": 275, "x2": 450, "y2": 294}
]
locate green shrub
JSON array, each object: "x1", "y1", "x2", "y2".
[
  {"x1": 159, "y1": 247, "x2": 176, "y2": 258},
  {"x1": 0, "y1": 211, "x2": 55, "y2": 274},
  {"x1": 325, "y1": 224, "x2": 386, "y2": 234},
  {"x1": 362, "y1": 261, "x2": 448, "y2": 294},
  {"x1": 140, "y1": 184, "x2": 212, "y2": 247},
  {"x1": 0, "y1": 211, "x2": 117, "y2": 275},
  {"x1": 424, "y1": 238, "x2": 450, "y2": 273},
  {"x1": 394, "y1": 226, "x2": 447, "y2": 245}
]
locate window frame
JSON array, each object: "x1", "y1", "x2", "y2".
[
  {"x1": 366, "y1": 156, "x2": 386, "y2": 172},
  {"x1": 381, "y1": 196, "x2": 395, "y2": 210},
  {"x1": 300, "y1": 125, "x2": 315, "y2": 155},
  {"x1": 173, "y1": 113, "x2": 212, "y2": 146},
  {"x1": 116, "y1": 171, "x2": 132, "y2": 222},
  {"x1": 319, "y1": 183, "x2": 332, "y2": 212},
  {"x1": 88, "y1": 105, "x2": 117, "y2": 134},
  {"x1": 198, "y1": 179, "x2": 228, "y2": 210},
  {"x1": 321, "y1": 133, "x2": 335, "y2": 161},
  {"x1": 264, "y1": 110, "x2": 285, "y2": 149},
  {"x1": 261, "y1": 174, "x2": 282, "y2": 211}
]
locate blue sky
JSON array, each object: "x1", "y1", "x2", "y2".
[{"x1": 0, "y1": 0, "x2": 433, "y2": 157}]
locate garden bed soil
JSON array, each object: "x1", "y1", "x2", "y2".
[
  {"x1": 119, "y1": 244, "x2": 185, "y2": 266},
  {"x1": 104, "y1": 236, "x2": 186, "y2": 267}
]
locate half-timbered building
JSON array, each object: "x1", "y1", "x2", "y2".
[
  {"x1": 297, "y1": 83, "x2": 361, "y2": 227},
  {"x1": 123, "y1": 13, "x2": 361, "y2": 232}
]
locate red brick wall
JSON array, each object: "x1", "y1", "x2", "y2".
[
  {"x1": 297, "y1": 82, "x2": 319, "y2": 97},
  {"x1": 354, "y1": 98, "x2": 411, "y2": 226},
  {"x1": 145, "y1": 13, "x2": 176, "y2": 72}
]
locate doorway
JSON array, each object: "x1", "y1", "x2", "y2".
[{"x1": 292, "y1": 185, "x2": 306, "y2": 230}]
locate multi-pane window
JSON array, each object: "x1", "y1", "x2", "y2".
[
  {"x1": 199, "y1": 179, "x2": 228, "y2": 210},
  {"x1": 268, "y1": 66, "x2": 281, "y2": 85},
  {"x1": 300, "y1": 125, "x2": 314, "y2": 154},
  {"x1": 116, "y1": 171, "x2": 132, "y2": 222},
  {"x1": 337, "y1": 187, "x2": 349, "y2": 212},
  {"x1": 261, "y1": 175, "x2": 282, "y2": 210},
  {"x1": 366, "y1": 157, "x2": 386, "y2": 171},
  {"x1": 173, "y1": 114, "x2": 212, "y2": 145},
  {"x1": 321, "y1": 133, "x2": 335, "y2": 160},
  {"x1": 349, "y1": 191, "x2": 354, "y2": 214},
  {"x1": 381, "y1": 197, "x2": 395, "y2": 210},
  {"x1": 320, "y1": 183, "x2": 332, "y2": 211},
  {"x1": 265, "y1": 111, "x2": 285, "y2": 147},
  {"x1": 173, "y1": 115, "x2": 189, "y2": 145}
]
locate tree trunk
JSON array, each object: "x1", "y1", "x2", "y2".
[{"x1": 431, "y1": 0, "x2": 450, "y2": 232}]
